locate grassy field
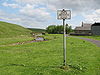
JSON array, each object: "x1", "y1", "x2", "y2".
[
  {"x1": 0, "y1": 21, "x2": 32, "y2": 38},
  {"x1": 0, "y1": 34, "x2": 100, "y2": 75},
  {"x1": 76, "y1": 36, "x2": 100, "y2": 40},
  {"x1": 0, "y1": 35, "x2": 33, "y2": 45}
]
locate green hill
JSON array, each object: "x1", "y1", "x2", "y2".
[
  {"x1": 0, "y1": 21, "x2": 32, "y2": 38},
  {"x1": 28, "y1": 28, "x2": 45, "y2": 32}
]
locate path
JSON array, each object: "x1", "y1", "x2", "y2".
[{"x1": 0, "y1": 39, "x2": 47, "y2": 47}]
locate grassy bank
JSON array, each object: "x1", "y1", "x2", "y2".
[
  {"x1": 0, "y1": 34, "x2": 100, "y2": 75},
  {"x1": 0, "y1": 21, "x2": 32, "y2": 38},
  {"x1": 28, "y1": 28, "x2": 45, "y2": 33},
  {"x1": 76, "y1": 36, "x2": 100, "y2": 40}
]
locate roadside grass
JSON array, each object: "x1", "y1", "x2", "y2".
[
  {"x1": 75, "y1": 36, "x2": 100, "y2": 40},
  {"x1": 0, "y1": 34, "x2": 100, "y2": 75}
]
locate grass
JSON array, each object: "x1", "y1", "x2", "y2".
[
  {"x1": 28, "y1": 28, "x2": 45, "y2": 33},
  {"x1": 76, "y1": 36, "x2": 100, "y2": 40},
  {"x1": 0, "y1": 21, "x2": 32, "y2": 38},
  {"x1": 0, "y1": 35, "x2": 33, "y2": 45},
  {"x1": 0, "y1": 34, "x2": 100, "y2": 75}
]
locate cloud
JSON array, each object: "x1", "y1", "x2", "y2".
[
  {"x1": 15, "y1": 0, "x2": 47, "y2": 6},
  {"x1": 14, "y1": 0, "x2": 100, "y2": 17},
  {"x1": 19, "y1": 4, "x2": 51, "y2": 22},
  {"x1": 84, "y1": 9, "x2": 100, "y2": 23},
  {"x1": 0, "y1": 8, "x2": 50, "y2": 28},
  {"x1": 15, "y1": 0, "x2": 100, "y2": 13},
  {"x1": 2, "y1": 2, "x2": 19, "y2": 8},
  {"x1": 0, "y1": 10, "x2": 5, "y2": 16},
  {"x1": 1, "y1": 0, "x2": 100, "y2": 28},
  {"x1": 15, "y1": 0, "x2": 100, "y2": 19}
]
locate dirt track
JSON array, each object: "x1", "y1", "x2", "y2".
[{"x1": 0, "y1": 40, "x2": 47, "y2": 47}]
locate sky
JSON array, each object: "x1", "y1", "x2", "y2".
[{"x1": 0, "y1": 0, "x2": 100, "y2": 29}]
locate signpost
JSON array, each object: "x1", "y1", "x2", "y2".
[{"x1": 57, "y1": 9, "x2": 71, "y2": 66}]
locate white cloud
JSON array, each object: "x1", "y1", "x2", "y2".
[
  {"x1": 15, "y1": 0, "x2": 99, "y2": 12},
  {"x1": 14, "y1": 0, "x2": 100, "y2": 19},
  {"x1": 0, "y1": 8, "x2": 50, "y2": 28},
  {"x1": 1, "y1": 0, "x2": 100, "y2": 28},
  {"x1": 0, "y1": 17, "x2": 21, "y2": 22},
  {"x1": 2, "y1": 2, "x2": 19, "y2": 8},
  {"x1": 15, "y1": 0, "x2": 47, "y2": 5},
  {"x1": 19, "y1": 4, "x2": 51, "y2": 22},
  {"x1": 47, "y1": 5, "x2": 57, "y2": 12},
  {"x1": 84, "y1": 9, "x2": 100, "y2": 23},
  {"x1": 0, "y1": 10, "x2": 5, "y2": 15}
]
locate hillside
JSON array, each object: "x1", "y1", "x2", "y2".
[
  {"x1": 28, "y1": 28, "x2": 45, "y2": 33},
  {"x1": 0, "y1": 21, "x2": 32, "y2": 38}
]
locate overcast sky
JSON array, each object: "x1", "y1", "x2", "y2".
[{"x1": 0, "y1": 0, "x2": 100, "y2": 29}]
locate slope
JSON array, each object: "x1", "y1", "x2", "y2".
[
  {"x1": 0, "y1": 21, "x2": 32, "y2": 38},
  {"x1": 28, "y1": 28, "x2": 45, "y2": 33}
]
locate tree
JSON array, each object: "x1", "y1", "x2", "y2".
[
  {"x1": 46, "y1": 25, "x2": 73, "y2": 34},
  {"x1": 46, "y1": 25, "x2": 56, "y2": 34}
]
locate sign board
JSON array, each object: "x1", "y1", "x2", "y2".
[
  {"x1": 57, "y1": 9, "x2": 71, "y2": 20},
  {"x1": 57, "y1": 9, "x2": 71, "y2": 66}
]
